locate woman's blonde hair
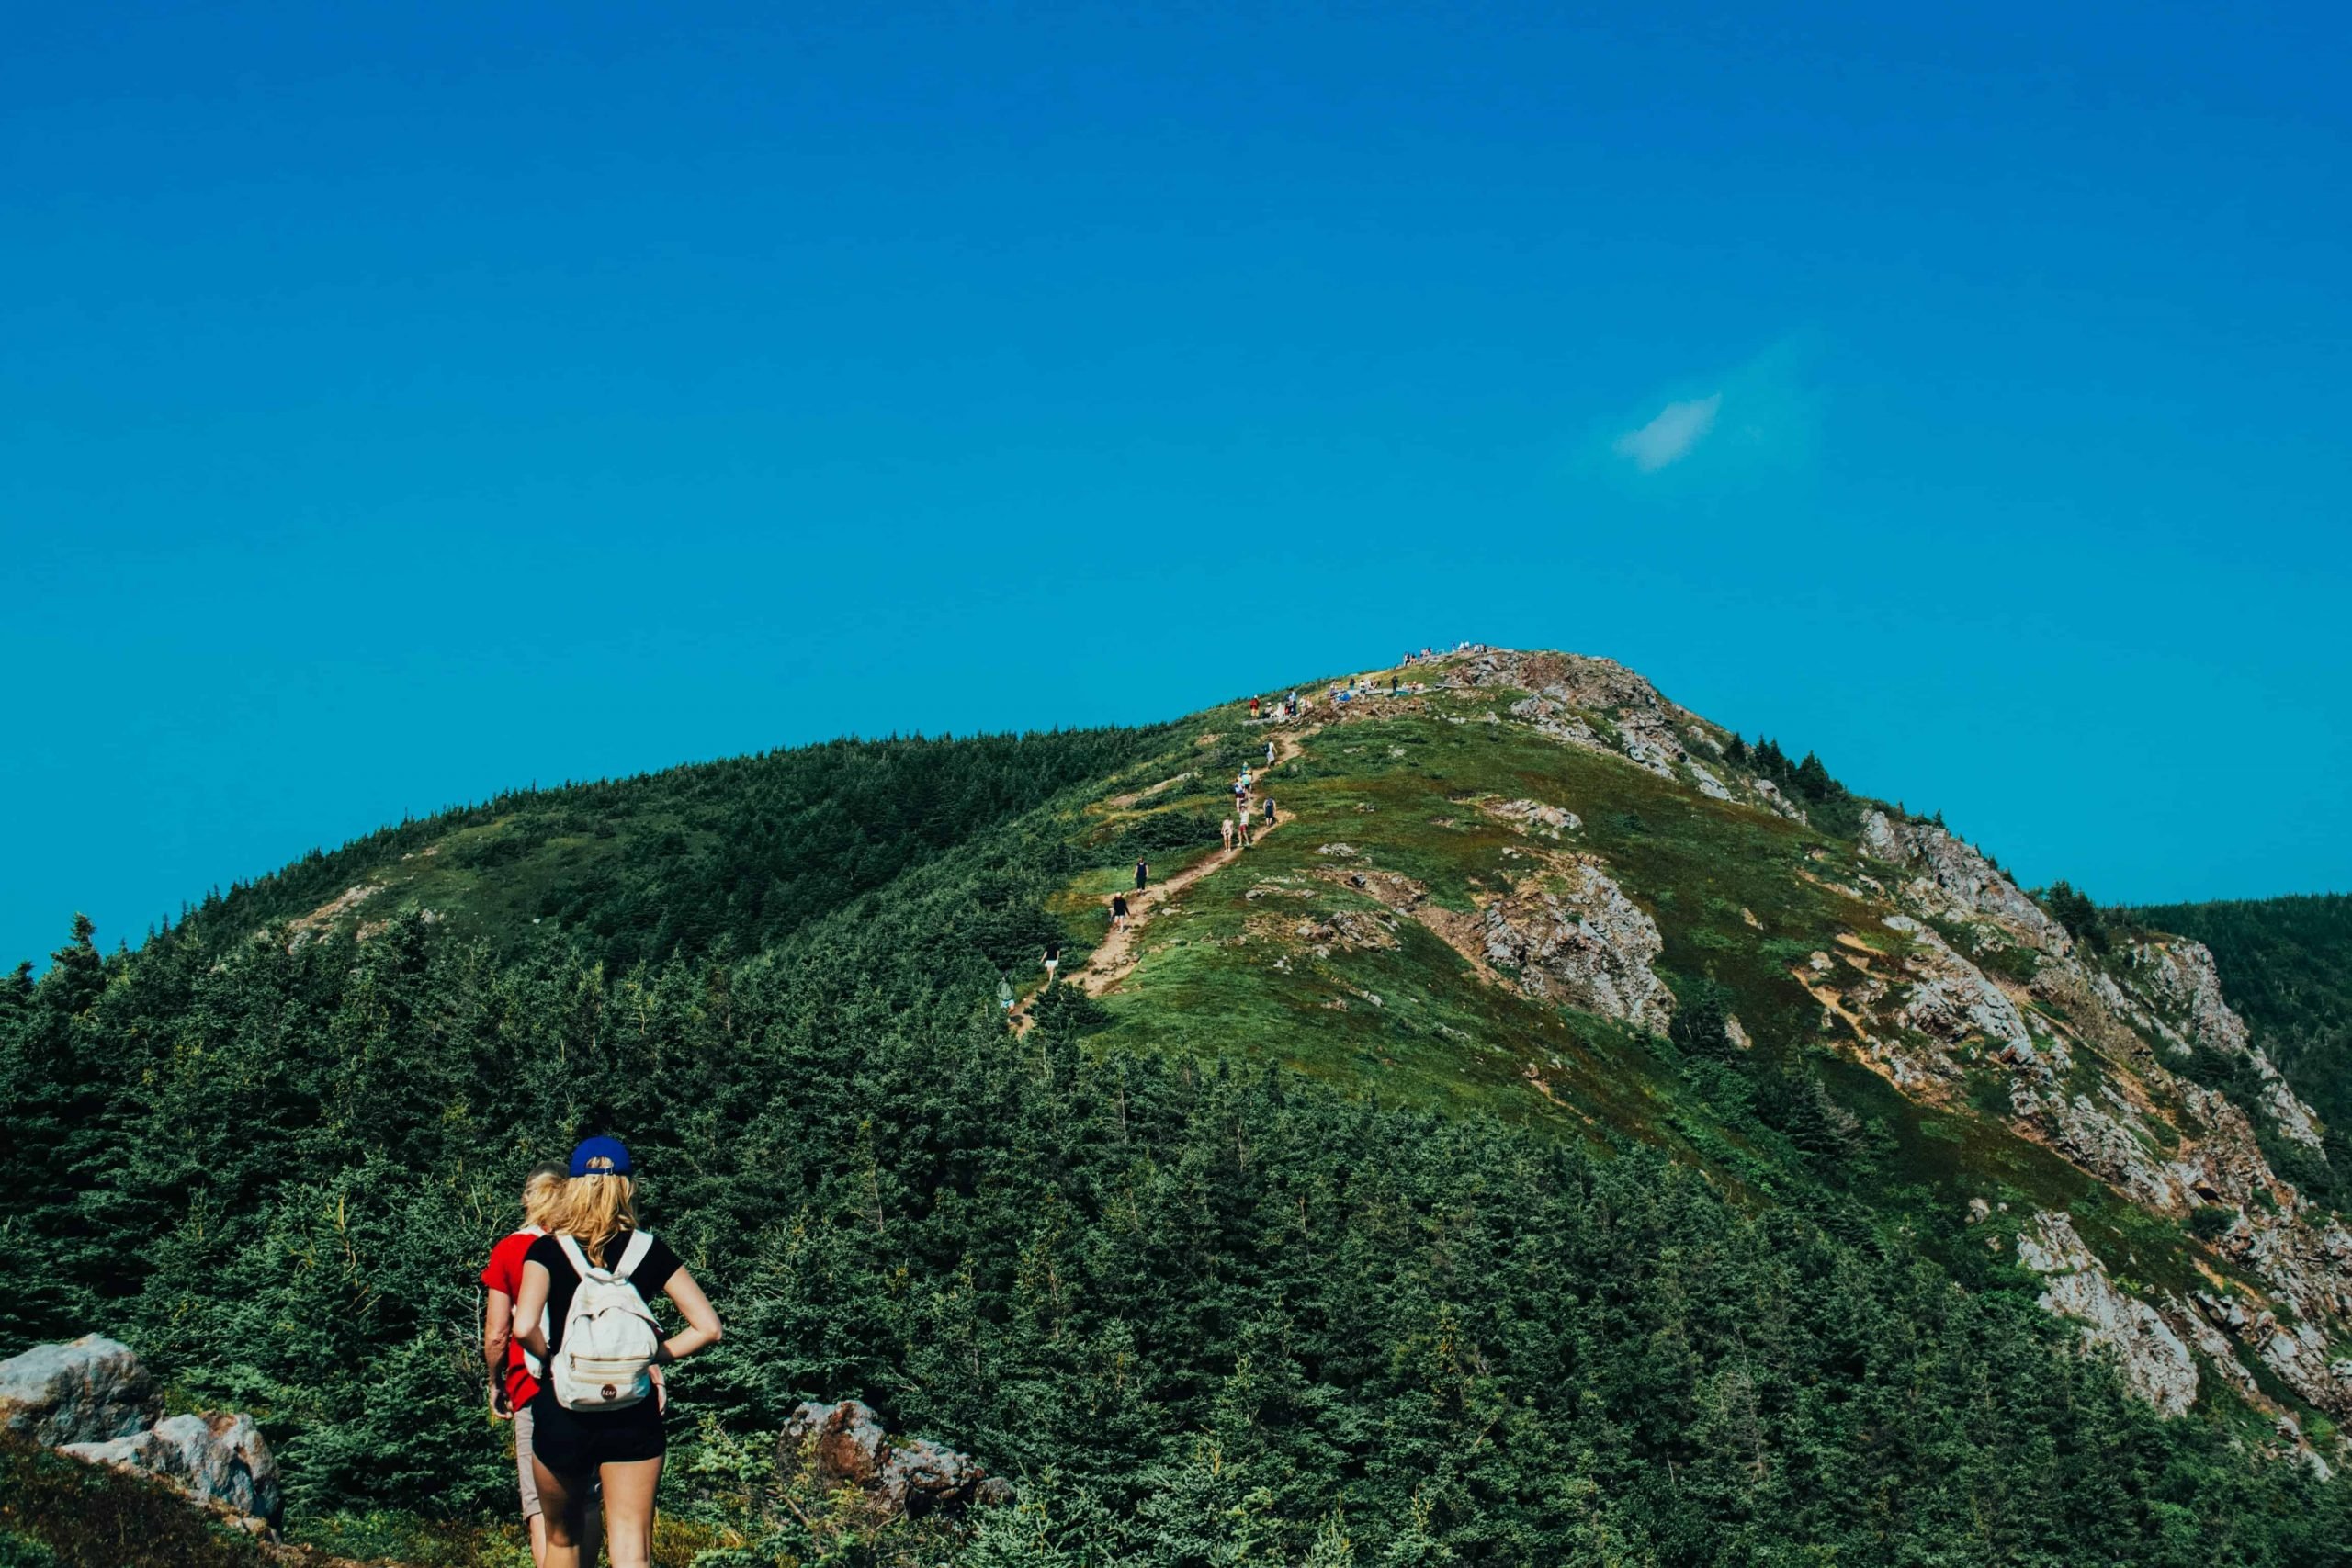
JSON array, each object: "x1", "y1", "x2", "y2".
[
  {"x1": 548, "y1": 1173, "x2": 639, "y2": 1266},
  {"x1": 519, "y1": 1162, "x2": 569, "y2": 1231}
]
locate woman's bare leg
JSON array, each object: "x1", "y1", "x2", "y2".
[
  {"x1": 598, "y1": 1456, "x2": 664, "y2": 1568},
  {"x1": 531, "y1": 1457, "x2": 597, "y2": 1568}
]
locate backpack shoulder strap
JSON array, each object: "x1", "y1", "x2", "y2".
[
  {"x1": 616, "y1": 1230, "x2": 655, "y2": 1281},
  {"x1": 554, "y1": 1234, "x2": 599, "y2": 1281}
]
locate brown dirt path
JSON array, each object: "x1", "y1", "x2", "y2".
[{"x1": 1012, "y1": 721, "x2": 1316, "y2": 1034}]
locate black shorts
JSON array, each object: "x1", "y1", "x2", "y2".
[{"x1": 526, "y1": 1392, "x2": 666, "y2": 1472}]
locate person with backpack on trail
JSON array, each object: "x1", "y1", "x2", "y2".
[
  {"x1": 514, "y1": 1138, "x2": 722, "y2": 1568},
  {"x1": 482, "y1": 1164, "x2": 599, "y2": 1568}
]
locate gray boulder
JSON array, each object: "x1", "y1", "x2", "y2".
[
  {"x1": 0, "y1": 1335, "x2": 162, "y2": 1448},
  {"x1": 64, "y1": 1410, "x2": 281, "y2": 1526},
  {"x1": 777, "y1": 1399, "x2": 1010, "y2": 1519}
]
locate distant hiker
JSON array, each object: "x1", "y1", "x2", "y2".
[
  {"x1": 1263, "y1": 796, "x2": 1275, "y2": 827},
  {"x1": 1221, "y1": 818, "x2": 1235, "y2": 850},
  {"x1": 514, "y1": 1138, "x2": 722, "y2": 1568},
  {"x1": 1250, "y1": 696, "x2": 1261, "y2": 718},
  {"x1": 1390, "y1": 675, "x2": 1399, "y2": 696},
  {"x1": 1265, "y1": 740, "x2": 1275, "y2": 766},
  {"x1": 1111, "y1": 893, "x2": 1130, "y2": 932},
  {"x1": 1238, "y1": 812, "x2": 1252, "y2": 847},
  {"x1": 482, "y1": 1163, "x2": 599, "y2": 1568},
  {"x1": 1043, "y1": 944, "x2": 1061, "y2": 987},
  {"x1": 998, "y1": 975, "x2": 1015, "y2": 1019},
  {"x1": 1136, "y1": 859, "x2": 1148, "y2": 892}
]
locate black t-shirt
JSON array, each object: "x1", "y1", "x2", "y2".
[{"x1": 526, "y1": 1230, "x2": 682, "y2": 1364}]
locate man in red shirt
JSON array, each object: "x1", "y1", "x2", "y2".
[{"x1": 483, "y1": 1164, "x2": 596, "y2": 1567}]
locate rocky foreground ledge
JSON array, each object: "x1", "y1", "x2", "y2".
[
  {"x1": 3, "y1": 1333, "x2": 1014, "y2": 1548},
  {"x1": 0, "y1": 1334, "x2": 281, "y2": 1533}
]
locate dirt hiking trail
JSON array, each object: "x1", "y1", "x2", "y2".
[{"x1": 1012, "y1": 721, "x2": 1315, "y2": 1034}]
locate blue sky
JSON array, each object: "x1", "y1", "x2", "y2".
[{"x1": 5, "y1": 0, "x2": 2347, "y2": 966}]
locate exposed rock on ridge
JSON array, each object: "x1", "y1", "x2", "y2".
[{"x1": 1477, "y1": 859, "x2": 1675, "y2": 1033}]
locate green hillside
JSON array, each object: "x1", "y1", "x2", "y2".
[{"x1": 5, "y1": 649, "x2": 2350, "y2": 1566}]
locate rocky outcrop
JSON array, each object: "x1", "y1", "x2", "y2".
[
  {"x1": 2008, "y1": 1081, "x2": 2181, "y2": 1211},
  {"x1": 2016, "y1": 1212, "x2": 2199, "y2": 1416},
  {"x1": 65, "y1": 1412, "x2": 280, "y2": 1526},
  {"x1": 1465, "y1": 651, "x2": 1687, "y2": 777},
  {"x1": 1507, "y1": 696, "x2": 1616, "y2": 761},
  {"x1": 1881, "y1": 916, "x2": 2045, "y2": 1067},
  {"x1": 0, "y1": 1336, "x2": 162, "y2": 1449},
  {"x1": 777, "y1": 1400, "x2": 1010, "y2": 1520},
  {"x1": 2132, "y1": 940, "x2": 2324, "y2": 1150},
  {"x1": 1860, "y1": 811, "x2": 2072, "y2": 953},
  {"x1": 1480, "y1": 797, "x2": 1579, "y2": 838},
  {"x1": 1749, "y1": 778, "x2": 1807, "y2": 823},
  {"x1": 1, "y1": 1337, "x2": 278, "y2": 1529},
  {"x1": 1686, "y1": 762, "x2": 1734, "y2": 801},
  {"x1": 1478, "y1": 860, "x2": 1673, "y2": 1032}
]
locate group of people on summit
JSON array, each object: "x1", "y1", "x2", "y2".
[{"x1": 480, "y1": 1138, "x2": 721, "y2": 1568}]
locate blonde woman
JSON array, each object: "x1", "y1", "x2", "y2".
[
  {"x1": 514, "y1": 1137, "x2": 721, "y2": 1568},
  {"x1": 480, "y1": 1162, "x2": 594, "y2": 1568}
]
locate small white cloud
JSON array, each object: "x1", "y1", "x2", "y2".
[{"x1": 1613, "y1": 392, "x2": 1722, "y2": 472}]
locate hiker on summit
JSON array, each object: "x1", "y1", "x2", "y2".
[
  {"x1": 514, "y1": 1138, "x2": 722, "y2": 1568},
  {"x1": 1250, "y1": 696, "x2": 1261, "y2": 718},
  {"x1": 482, "y1": 1163, "x2": 599, "y2": 1568}
]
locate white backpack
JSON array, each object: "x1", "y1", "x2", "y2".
[{"x1": 549, "y1": 1231, "x2": 662, "y2": 1412}]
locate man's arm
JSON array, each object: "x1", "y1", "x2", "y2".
[{"x1": 482, "y1": 1288, "x2": 514, "y2": 1416}]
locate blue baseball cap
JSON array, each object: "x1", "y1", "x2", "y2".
[{"x1": 569, "y1": 1135, "x2": 633, "y2": 1178}]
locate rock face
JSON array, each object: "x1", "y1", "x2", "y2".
[
  {"x1": 1882, "y1": 915, "x2": 2043, "y2": 1067},
  {"x1": 1860, "y1": 810, "x2": 2072, "y2": 953},
  {"x1": 64, "y1": 1411, "x2": 281, "y2": 1526},
  {"x1": 2016, "y1": 1213, "x2": 2200, "y2": 1416},
  {"x1": 2132, "y1": 940, "x2": 2324, "y2": 1150},
  {"x1": 0, "y1": 1335, "x2": 162, "y2": 1449},
  {"x1": 777, "y1": 1399, "x2": 1010, "y2": 1520},
  {"x1": 3, "y1": 1337, "x2": 279, "y2": 1529},
  {"x1": 1478, "y1": 861, "x2": 1673, "y2": 1033}
]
